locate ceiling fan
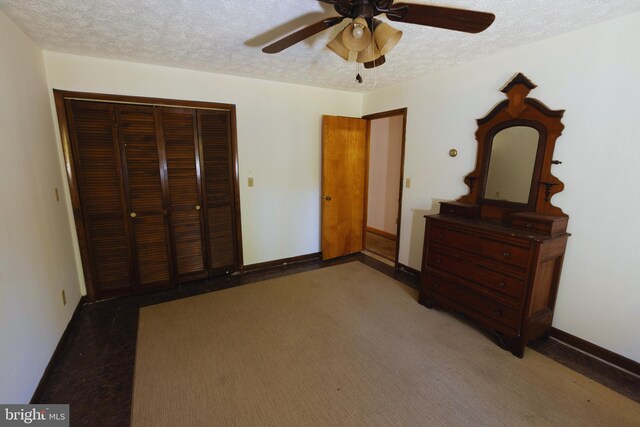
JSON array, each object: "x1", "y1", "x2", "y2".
[{"x1": 262, "y1": 1, "x2": 495, "y2": 70}]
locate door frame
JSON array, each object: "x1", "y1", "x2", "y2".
[
  {"x1": 362, "y1": 108, "x2": 408, "y2": 268},
  {"x1": 53, "y1": 90, "x2": 244, "y2": 301}
]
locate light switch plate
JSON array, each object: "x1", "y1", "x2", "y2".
[
  {"x1": 405, "y1": 178, "x2": 411, "y2": 188},
  {"x1": 248, "y1": 177, "x2": 254, "y2": 187}
]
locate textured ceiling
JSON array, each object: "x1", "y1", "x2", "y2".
[{"x1": 2, "y1": 0, "x2": 640, "y2": 92}]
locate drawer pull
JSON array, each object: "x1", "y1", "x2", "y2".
[
  {"x1": 434, "y1": 259, "x2": 442, "y2": 265},
  {"x1": 494, "y1": 310, "x2": 502, "y2": 317},
  {"x1": 525, "y1": 223, "x2": 533, "y2": 228},
  {"x1": 497, "y1": 281, "x2": 506, "y2": 288},
  {"x1": 432, "y1": 281, "x2": 440, "y2": 289},
  {"x1": 502, "y1": 251, "x2": 511, "y2": 258},
  {"x1": 436, "y1": 233, "x2": 444, "y2": 240}
]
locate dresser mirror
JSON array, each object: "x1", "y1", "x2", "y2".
[
  {"x1": 482, "y1": 124, "x2": 543, "y2": 206},
  {"x1": 457, "y1": 72, "x2": 566, "y2": 219}
]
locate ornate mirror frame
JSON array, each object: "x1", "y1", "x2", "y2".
[{"x1": 457, "y1": 73, "x2": 566, "y2": 219}]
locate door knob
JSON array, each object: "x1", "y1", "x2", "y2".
[
  {"x1": 195, "y1": 205, "x2": 201, "y2": 210},
  {"x1": 130, "y1": 212, "x2": 137, "y2": 218},
  {"x1": 322, "y1": 195, "x2": 332, "y2": 201}
]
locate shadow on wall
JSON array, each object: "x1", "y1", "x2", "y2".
[{"x1": 407, "y1": 199, "x2": 449, "y2": 268}]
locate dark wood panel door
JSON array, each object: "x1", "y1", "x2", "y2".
[
  {"x1": 66, "y1": 100, "x2": 133, "y2": 294},
  {"x1": 116, "y1": 105, "x2": 173, "y2": 288},
  {"x1": 198, "y1": 110, "x2": 238, "y2": 274},
  {"x1": 160, "y1": 107, "x2": 207, "y2": 280}
]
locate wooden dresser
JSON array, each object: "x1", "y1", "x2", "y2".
[
  {"x1": 419, "y1": 73, "x2": 570, "y2": 357},
  {"x1": 421, "y1": 204, "x2": 569, "y2": 357}
]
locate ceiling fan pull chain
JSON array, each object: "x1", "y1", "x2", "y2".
[{"x1": 373, "y1": 59, "x2": 378, "y2": 88}]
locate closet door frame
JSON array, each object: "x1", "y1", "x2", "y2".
[{"x1": 54, "y1": 90, "x2": 244, "y2": 302}]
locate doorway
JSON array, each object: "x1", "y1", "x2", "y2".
[{"x1": 363, "y1": 109, "x2": 407, "y2": 266}]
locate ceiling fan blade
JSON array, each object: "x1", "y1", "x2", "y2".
[
  {"x1": 262, "y1": 17, "x2": 345, "y2": 54},
  {"x1": 387, "y1": 3, "x2": 495, "y2": 34}
]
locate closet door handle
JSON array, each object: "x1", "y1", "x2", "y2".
[
  {"x1": 195, "y1": 205, "x2": 201, "y2": 210},
  {"x1": 130, "y1": 212, "x2": 137, "y2": 218}
]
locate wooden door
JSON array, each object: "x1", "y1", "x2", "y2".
[
  {"x1": 116, "y1": 105, "x2": 173, "y2": 289},
  {"x1": 321, "y1": 115, "x2": 367, "y2": 260},
  {"x1": 198, "y1": 110, "x2": 238, "y2": 274},
  {"x1": 66, "y1": 100, "x2": 133, "y2": 294},
  {"x1": 159, "y1": 107, "x2": 208, "y2": 281}
]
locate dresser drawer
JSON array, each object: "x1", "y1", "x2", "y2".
[
  {"x1": 425, "y1": 273, "x2": 520, "y2": 331},
  {"x1": 511, "y1": 218, "x2": 552, "y2": 234},
  {"x1": 474, "y1": 235, "x2": 531, "y2": 270},
  {"x1": 510, "y1": 212, "x2": 568, "y2": 236},
  {"x1": 426, "y1": 245, "x2": 525, "y2": 302},
  {"x1": 430, "y1": 223, "x2": 531, "y2": 270},
  {"x1": 429, "y1": 224, "x2": 469, "y2": 249}
]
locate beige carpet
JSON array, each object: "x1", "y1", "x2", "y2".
[{"x1": 132, "y1": 262, "x2": 640, "y2": 426}]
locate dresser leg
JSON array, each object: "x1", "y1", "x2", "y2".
[
  {"x1": 496, "y1": 334, "x2": 526, "y2": 358},
  {"x1": 510, "y1": 345, "x2": 525, "y2": 358},
  {"x1": 419, "y1": 292, "x2": 436, "y2": 309}
]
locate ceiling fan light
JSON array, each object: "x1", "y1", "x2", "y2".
[
  {"x1": 374, "y1": 21, "x2": 403, "y2": 56},
  {"x1": 352, "y1": 25, "x2": 364, "y2": 39},
  {"x1": 356, "y1": 40, "x2": 381, "y2": 64},
  {"x1": 327, "y1": 32, "x2": 357, "y2": 62},
  {"x1": 342, "y1": 17, "x2": 371, "y2": 52}
]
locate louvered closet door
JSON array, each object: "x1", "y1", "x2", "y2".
[
  {"x1": 116, "y1": 105, "x2": 173, "y2": 288},
  {"x1": 198, "y1": 110, "x2": 238, "y2": 273},
  {"x1": 160, "y1": 107, "x2": 207, "y2": 280},
  {"x1": 67, "y1": 100, "x2": 133, "y2": 293}
]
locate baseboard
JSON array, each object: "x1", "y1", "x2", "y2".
[
  {"x1": 366, "y1": 226, "x2": 396, "y2": 241},
  {"x1": 397, "y1": 263, "x2": 421, "y2": 278},
  {"x1": 243, "y1": 252, "x2": 322, "y2": 272},
  {"x1": 31, "y1": 295, "x2": 86, "y2": 404},
  {"x1": 549, "y1": 327, "x2": 639, "y2": 376}
]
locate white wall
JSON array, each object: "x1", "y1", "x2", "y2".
[
  {"x1": 0, "y1": 11, "x2": 82, "y2": 403},
  {"x1": 363, "y1": 11, "x2": 640, "y2": 361},
  {"x1": 367, "y1": 116, "x2": 403, "y2": 234}
]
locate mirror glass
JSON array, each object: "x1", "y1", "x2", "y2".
[{"x1": 484, "y1": 126, "x2": 539, "y2": 204}]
